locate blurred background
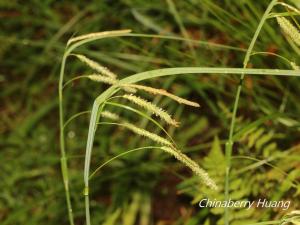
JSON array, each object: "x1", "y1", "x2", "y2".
[{"x1": 1, "y1": 0, "x2": 300, "y2": 224}]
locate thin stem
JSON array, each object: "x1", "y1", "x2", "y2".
[
  {"x1": 125, "y1": 33, "x2": 246, "y2": 52},
  {"x1": 251, "y1": 51, "x2": 294, "y2": 68},
  {"x1": 64, "y1": 110, "x2": 91, "y2": 129},
  {"x1": 59, "y1": 52, "x2": 75, "y2": 225},
  {"x1": 89, "y1": 146, "x2": 162, "y2": 179},
  {"x1": 232, "y1": 156, "x2": 299, "y2": 187},
  {"x1": 224, "y1": 1, "x2": 278, "y2": 224},
  {"x1": 63, "y1": 75, "x2": 91, "y2": 89},
  {"x1": 166, "y1": 0, "x2": 197, "y2": 58},
  {"x1": 85, "y1": 195, "x2": 90, "y2": 225}
]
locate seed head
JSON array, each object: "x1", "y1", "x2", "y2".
[
  {"x1": 123, "y1": 123, "x2": 173, "y2": 146},
  {"x1": 122, "y1": 84, "x2": 200, "y2": 107},
  {"x1": 161, "y1": 146, "x2": 218, "y2": 190},
  {"x1": 73, "y1": 54, "x2": 117, "y2": 79},
  {"x1": 101, "y1": 111, "x2": 120, "y2": 121},
  {"x1": 67, "y1": 30, "x2": 131, "y2": 46},
  {"x1": 88, "y1": 74, "x2": 117, "y2": 85},
  {"x1": 122, "y1": 94, "x2": 179, "y2": 127},
  {"x1": 277, "y1": 17, "x2": 300, "y2": 46}
]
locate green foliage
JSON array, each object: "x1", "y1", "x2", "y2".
[
  {"x1": 179, "y1": 125, "x2": 300, "y2": 224},
  {"x1": 1, "y1": 0, "x2": 300, "y2": 225}
]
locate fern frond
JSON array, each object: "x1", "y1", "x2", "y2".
[
  {"x1": 122, "y1": 84, "x2": 200, "y2": 107},
  {"x1": 122, "y1": 94, "x2": 179, "y2": 127}
]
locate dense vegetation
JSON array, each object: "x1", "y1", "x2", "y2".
[{"x1": 1, "y1": 1, "x2": 299, "y2": 225}]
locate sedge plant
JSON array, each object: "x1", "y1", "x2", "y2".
[{"x1": 59, "y1": 4, "x2": 300, "y2": 224}]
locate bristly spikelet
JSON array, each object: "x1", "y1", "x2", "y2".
[
  {"x1": 276, "y1": 17, "x2": 300, "y2": 46},
  {"x1": 122, "y1": 86, "x2": 137, "y2": 93},
  {"x1": 67, "y1": 29, "x2": 131, "y2": 46},
  {"x1": 101, "y1": 111, "x2": 120, "y2": 121},
  {"x1": 122, "y1": 94, "x2": 179, "y2": 127},
  {"x1": 87, "y1": 74, "x2": 136, "y2": 93},
  {"x1": 123, "y1": 123, "x2": 173, "y2": 146},
  {"x1": 73, "y1": 54, "x2": 117, "y2": 79},
  {"x1": 161, "y1": 146, "x2": 218, "y2": 190},
  {"x1": 88, "y1": 74, "x2": 117, "y2": 85},
  {"x1": 122, "y1": 84, "x2": 200, "y2": 107}
]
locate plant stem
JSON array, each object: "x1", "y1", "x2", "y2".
[
  {"x1": 224, "y1": 1, "x2": 278, "y2": 224},
  {"x1": 59, "y1": 30, "x2": 132, "y2": 225},
  {"x1": 59, "y1": 52, "x2": 75, "y2": 225},
  {"x1": 85, "y1": 194, "x2": 90, "y2": 225}
]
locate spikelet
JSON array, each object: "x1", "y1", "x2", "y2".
[
  {"x1": 73, "y1": 53, "x2": 136, "y2": 92},
  {"x1": 291, "y1": 62, "x2": 300, "y2": 70},
  {"x1": 122, "y1": 86, "x2": 137, "y2": 93},
  {"x1": 87, "y1": 74, "x2": 136, "y2": 93},
  {"x1": 67, "y1": 29, "x2": 132, "y2": 46},
  {"x1": 276, "y1": 17, "x2": 300, "y2": 46},
  {"x1": 122, "y1": 94, "x2": 179, "y2": 127},
  {"x1": 101, "y1": 111, "x2": 120, "y2": 121},
  {"x1": 161, "y1": 146, "x2": 218, "y2": 190},
  {"x1": 88, "y1": 74, "x2": 117, "y2": 85},
  {"x1": 122, "y1": 84, "x2": 200, "y2": 107},
  {"x1": 73, "y1": 54, "x2": 117, "y2": 79},
  {"x1": 123, "y1": 123, "x2": 173, "y2": 146}
]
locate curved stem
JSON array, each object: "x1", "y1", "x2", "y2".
[
  {"x1": 232, "y1": 156, "x2": 299, "y2": 188},
  {"x1": 63, "y1": 111, "x2": 91, "y2": 129},
  {"x1": 59, "y1": 52, "x2": 75, "y2": 225},
  {"x1": 63, "y1": 75, "x2": 91, "y2": 89},
  {"x1": 251, "y1": 51, "x2": 293, "y2": 66},
  {"x1": 89, "y1": 146, "x2": 162, "y2": 179},
  {"x1": 224, "y1": 1, "x2": 278, "y2": 224}
]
